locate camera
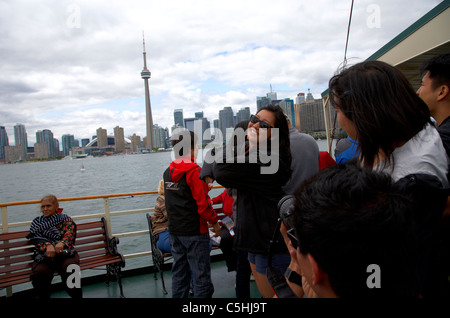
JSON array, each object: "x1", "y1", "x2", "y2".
[{"x1": 277, "y1": 194, "x2": 296, "y2": 229}]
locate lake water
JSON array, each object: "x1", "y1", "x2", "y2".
[{"x1": 0, "y1": 139, "x2": 333, "y2": 270}]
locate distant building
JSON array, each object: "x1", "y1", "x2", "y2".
[
  {"x1": 257, "y1": 90, "x2": 278, "y2": 111},
  {"x1": 14, "y1": 123, "x2": 27, "y2": 159},
  {"x1": 279, "y1": 99, "x2": 295, "y2": 127},
  {"x1": 218, "y1": 107, "x2": 234, "y2": 141},
  {"x1": 130, "y1": 133, "x2": 141, "y2": 152},
  {"x1": 36, "y1": 129, "x2": 59, "y2": 158},
  {"x1": 236, "y1": 107, "x2": 250, "y2": 123},
  {"x1": 96, "y1": 128, "x2": 108, "y2": 148},
  {"x1": 114, "y1": 126, "x2": 125, "y2": 152},
  {"x1": 0, "y1": 126, "x2": 9, "y2": 160},
  {"x1": 4, "y1": 145, "x2": 26, "y2": 162},
  {"x1": 62, "y1": 134, "x2": 75, "y2": 156},
  {"x1": 34, "y1": 142, "x2": 49, "y2": 159},
  {"x1": 174, "y1": 109, "x2": 184, "y2": 127},
  {"x1": 153, "y1": 124, "x2": 167, "y2": 149}
]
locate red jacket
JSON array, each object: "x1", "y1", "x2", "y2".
[
  {"x1": 164, "y1": 156, "x2": 218, "y2": 235},
  {"x1": 212, "y1": 189, "x2": 234, "y2": 217}
]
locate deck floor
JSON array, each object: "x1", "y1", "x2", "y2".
[{"x1": 51, "y1": 259, "x2": 261, "y2": 298}]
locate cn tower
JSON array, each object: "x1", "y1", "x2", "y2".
[{"x1": 141, "y1": 33, "x2": 154, "y2": 149}]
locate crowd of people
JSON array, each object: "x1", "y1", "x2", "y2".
[{"x1": 29, "y1": 54, "x2": 450, "y2": 299}]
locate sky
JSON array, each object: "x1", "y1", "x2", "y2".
[{"x1": 0, "y1": 0, "x2": 443, "y2": 146}]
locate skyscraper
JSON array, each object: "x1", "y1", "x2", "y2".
[
  {"x1": 114, "y1": 126, "x2": 125, "y2": 152},
  {"x1": 236, "y1": 107, "x2": 250, "y2": 123},
  {"x1": 219, "y1": 107, "x2": 234, "y2": 141},
  {"x1": 0, "y1": 126, "x2": 9, "y2": 160},
  {"x1": 14, "y1": 123, "x2": 27, "y2": 157},
  {"x1": 36, "y1": 129, "x2": 58, "y2": 158},
  {"x1": 141, "y1": 34, "x2": 154, "y2": 149},
  {"x1": 62, "y1": 134, "x2": 75, "y2": 156},
  {"x1": 174, "y1": 109, "x2": 184, "y2": 127},
  {"x1": 96, "y1": 127, "x2": 108, "y2": 148}
]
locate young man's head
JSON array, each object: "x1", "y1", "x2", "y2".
[
  {"x1": 171, "y1": 130, "x2": 198, "y2": 159},
  {"x1": 291, "y1": 164, "x2": 419, "y2": 298},
  {"x1": 417, "y1": 54, "x2": 450, "y2": 125}
]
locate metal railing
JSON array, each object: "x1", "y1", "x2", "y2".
[{"x1": 1, "y1": 185, "x2": 224, "y2": 260}]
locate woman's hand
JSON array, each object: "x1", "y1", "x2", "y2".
[
  {"x1": 204, "y1": 176, "x2": 214, "y2": 184},
  {"x1": 55, "y1": 241, "x2": 65, "y2": 254},
  {"x1": 45, "y1": 245, "x2": 56, "y2": 259}
]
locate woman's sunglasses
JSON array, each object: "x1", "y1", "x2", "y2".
[{"x1": 249, "y1": 114, "x2": 273, "y2": 129}]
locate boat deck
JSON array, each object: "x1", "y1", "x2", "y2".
[{"x1": 7, "y1": 258, "x2": 261, "y2": 299}]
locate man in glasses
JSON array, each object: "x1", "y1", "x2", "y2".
[{"x1": 284, "y1": 163, "x2": 420, "y2": 298}]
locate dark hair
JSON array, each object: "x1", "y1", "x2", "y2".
[
  {"x1": 420, "y1": 54, "x2": 450, "y2": 90},
  {"x1": 171, "y1": 130, "x2": 198, "y2": 158},
  {"x1": 257, "y1": 105, "x2": 292, "y2": 169},
  {"x1": 292, "y1": 163, "x2": 419, "y2": 297},
  {"x1": 329, "y1": 60, "x2": 431, "y2": 169}
]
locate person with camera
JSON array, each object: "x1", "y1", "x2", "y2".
[
  {"x1": 201, "y1": 105, "x2": 292, "y2": 298},
  {"x1": 27, "y1": 194, "x2": 82, "y2": 298}
]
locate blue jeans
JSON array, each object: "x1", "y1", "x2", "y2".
[
  {"x1": 169, "y1": 233, "x2": 214, "y2": 298},
  {"x1": 157, "y1": 229, "x2": 171, "y2": 253}
]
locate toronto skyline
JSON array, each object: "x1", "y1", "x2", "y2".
[{"x1": 0, "y1": 0, "x2": 441, "y2": 146}]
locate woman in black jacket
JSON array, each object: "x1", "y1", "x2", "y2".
[{"x1": 200, "y1": 105, "x2": 292, "y2": 298}]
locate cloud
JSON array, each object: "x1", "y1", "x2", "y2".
[{"x1": 0, "y1": 0, "x2": 442, "y2": 146}]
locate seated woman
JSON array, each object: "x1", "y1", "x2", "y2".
[
  {"x1": 27, "y1": 194, "x2": 82, "y2": 298},
  {"x1": 151, "y1": 180, "x2": 171, "y2": 253}
]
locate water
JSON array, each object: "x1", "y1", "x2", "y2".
[{"x1": 0, "y1": 139, "x2": 332, "y2": 270}]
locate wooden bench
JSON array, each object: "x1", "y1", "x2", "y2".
[
  {"x1": 146, "y1": 208, "x2": 224, "y2": 295},
  {"x1": 0, "y1": 217, "x2": 125, "y2": 297}
]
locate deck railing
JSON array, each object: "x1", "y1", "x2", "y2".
[{"x1": 0, "y1": 185, "x2": 224, "y2": 261}]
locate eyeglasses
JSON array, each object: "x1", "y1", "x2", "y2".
[
  {"x1": 287, "y1": 228, "x2": 298, "y2": 250},
  {"x1": 249, "y1": 114, "x2": 273, "y2": 129}
]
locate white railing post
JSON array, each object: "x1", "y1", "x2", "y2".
[
  {"x1": 103, "y1": 198, "x2": 112, "y2": 236},
  {"x1": 1, "y1": 206, "x2": 8, "y2": 233}
]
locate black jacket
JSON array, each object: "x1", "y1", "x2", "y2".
[{"x1": 200, "y1": 146, "x2": 291, "y2": 255}]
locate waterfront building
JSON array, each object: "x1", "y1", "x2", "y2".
[
  {"x1": 295, "y1": 92, "x2": 305, "y2": 104},
  {"x1": 4, "y1": 145, "x2": 26, "y2": 162},
  {"x1": 81, "y1": 138, "x2": 90, "y2": 147},
  {"x1": 184, "y1": 118, "x2": 195, "y2": 132},
  {"x1": 34, "y1": 142, "x2": 48, "y2": 159},
  {"x1": 141, "y1": 35, "x2": 154, "y2": 149},
  {"x1": 236, "y1": 107, "x2": 250, "y2": 123},
  {"x1": 279, "y1": 99, "x2": 296, "y2": 127},
  {"x1": 153, "y1": 124, "x2": 167, "y2": 149},
  {"x1": 130, "y1": 133, "x2": 141, "y2": 152},
  {"x1": 257, "y1": 90, "x2": 278, "y2": 111},
  {"x1": 218, "y1": 107, "x2": 234, "y2": 141},
  {"x1": 96, "y1": 128, "x2": 108, "y2": 148},
  {"x1": 13, "y1": 123, "x2": 27, "y2": 159},
  {"x1": 62, "y1": 134, "x2": 75, "y2": 156},
  {"x1": 36, "y1": 129, "x2": 59, "y2": 158},
  {"x1": 0, "y1": 126, "x2": 9, "y2": 160},
  {"x1": 114, "y1": 126, "x2": 125, "y2": 152},
  {"x1": 174, "y1": 109, "x2": 184, "y2": 127}
]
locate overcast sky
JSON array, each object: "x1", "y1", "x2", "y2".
[{"x1": 0, "y1": 0, "x2": 443, "y2": 146}]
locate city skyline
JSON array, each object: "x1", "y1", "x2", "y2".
[{"x1": 0, "y1": 1, "x2": 441, "y2": 149}]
